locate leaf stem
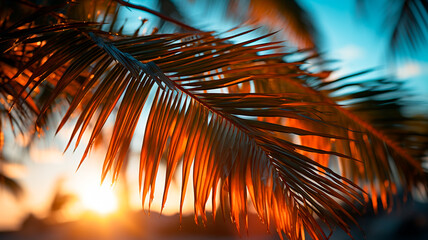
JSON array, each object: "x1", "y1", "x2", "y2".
[
  {"x1": 171, "y1": 82, "x2": 250, "y2": 134},
  {"x1": 114, "y1": 0, "x2": 201, "y2": 32}
]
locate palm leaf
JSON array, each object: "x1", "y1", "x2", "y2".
[
  {"x1": 388, "y1": 0, "x2": 428, "y2": 55},
  {"x1": 8, "y1": 1, "x2": 427, "y2": 239},
  {"x1": 241, "y1": 57, "x2": 428, "y2": 211},
  {"x1": 283, "y1": 72, "x2": 428, "y2": 212},
  {"x1": 157, "y1": 0, "x2": 186, "y2": 32},
  {"x1": 1, "y1": 30, "x2": 39, "y2": 141},
  {"x1": 192, "y1": 0, "x2": 319, "y2": 49},
  {"x1": 14, "y1": 26, "x2": 368, "y2": 239},
  {"x1": 0, "y1": 171, "x2": 23, "y2": 199},
  {"x1": 357, "y1": 0, "x2": 428, "y2": 56},
  {"x1": 119, "y1": 0, "x2": 319, "y2": 48},
  {"x1": 114, "y1": 0, "x2": 200, "y2": 32},
  {"x1": 246, "y1": 0, "x2": 320, "y2": 49}
]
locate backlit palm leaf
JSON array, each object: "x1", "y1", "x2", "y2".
[
  {"x1": 222, "y1": 56, "x2": 428, "y2": 211},
  {"x1": 258, "y1": 70, "x2": 428, "y2": 211},
  {"x1": 15, "y1": 27, "x2": 368, "y2": 239},
  {"x1": 0, "y1": 0, "x2": 100, "y2": 199},
  {"x1": 7, "y1": 2, "x2": 427, "y2": 240},
  {"x1": 192, "y1": 0, "x2": 319, "y2": 49},
  {"x1": 245, "y1": 0, "x2": 320, "y2": 48},
  {"x1": 0, "y1": 0, "x2": 100, "y2": 133}
]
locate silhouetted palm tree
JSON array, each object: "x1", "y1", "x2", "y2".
[{"x1": 1, "y1": 1, "x2": 427, "y2": 240}]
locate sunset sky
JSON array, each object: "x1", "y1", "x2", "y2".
[{"x1": 0, "y1": 0, "x2": 427, "y2": 231}]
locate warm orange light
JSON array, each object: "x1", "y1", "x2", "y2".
[{"x1": 81, "y1": 184, "x2": 118, "y2": 215}]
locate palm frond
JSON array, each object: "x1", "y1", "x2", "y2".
[
  {"x1": 240, "y1": 56, "x2": 428, "y2": 211},
  {"x1": 157, "y1": 0, "x2": 187, "y2": 32},
  {"x1": 114, "y1": 0, "x2": 200, "y2": 32},
  {"x1": 142, "y1": 0, "x2": 320, "y2": 48},
  {"x1": 14, "y1": 26, "x2": 369, "y2": 239},
  {"x1": 7, "y1": 2, "x2": 427, "y2": 239},
  {"x1": 246, "y1": 0, "x2": 320, "y2": 49},
  {"x1": 1, "y1": 35, "x2": 39, "y2": 138},
  {"x1": 0, "y1": 171, "x2": 23, "y2": 199},
  {"x1": 0, "y1": 63, "x2": 38, "y2": 135},
  {"x1": 293, "y1": 72, "x2": 428, "y2": 211},
  {"x1": 358, "y1": 0, "x2": 428, "y2": 56},
  {"x1": 0, "y1": 0, "x2": 104, "y2": 134},
  {"x1": 388, "y1": 0, "x2": 428, "y2": 55},
  {"x1": 49, "y1": 179, "x2": 77, "y2": 215},
  {"x1": 198, "y1": 0, "x2": 320, "y2": 49}
]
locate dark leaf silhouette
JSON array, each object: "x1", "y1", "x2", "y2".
[
  {"x1": 358, "y1": 0, "x2": 428, "y2": 56},
  {"x1": 0, "y1": 171, "x2": 23, "y2": 199},
  {"x1": 388, "y1": 0, "x2": 428, "y2": 55}
]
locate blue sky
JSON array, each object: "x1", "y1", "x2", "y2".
[
  {"x1": 301, "y1": 0, "x2": 428, "y2": 112},
  {"x1": 172, "y1": 0, "x2": 428, "y2": 107}
]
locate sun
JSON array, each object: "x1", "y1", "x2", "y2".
[{"x1": 80, "y1": 184, "x2": 118, "y2": 215}]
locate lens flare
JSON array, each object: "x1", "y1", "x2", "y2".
[{"x1": 81, "y1": 184, "x2": 118, "y2": 215}]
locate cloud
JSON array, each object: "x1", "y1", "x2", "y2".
[
  {"x1": 0, "y1": 162, "x2": 27, "y2": 178},
  {"x1": 15, "y1": 133, "x2": 31, "y2": 147},
  {"x1": 396, "y1": 62, "x2": 423, "y2": 79},
  {"x1": 335, "y1": 45, "x2": 365, "y2": 60},
  {"x1": 30, "y1": 147, "x2": 65, "y2": 164}
]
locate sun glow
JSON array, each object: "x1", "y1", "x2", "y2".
[{"x1": 81, "y1": 184, "x2": 118, "y2": 215}]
